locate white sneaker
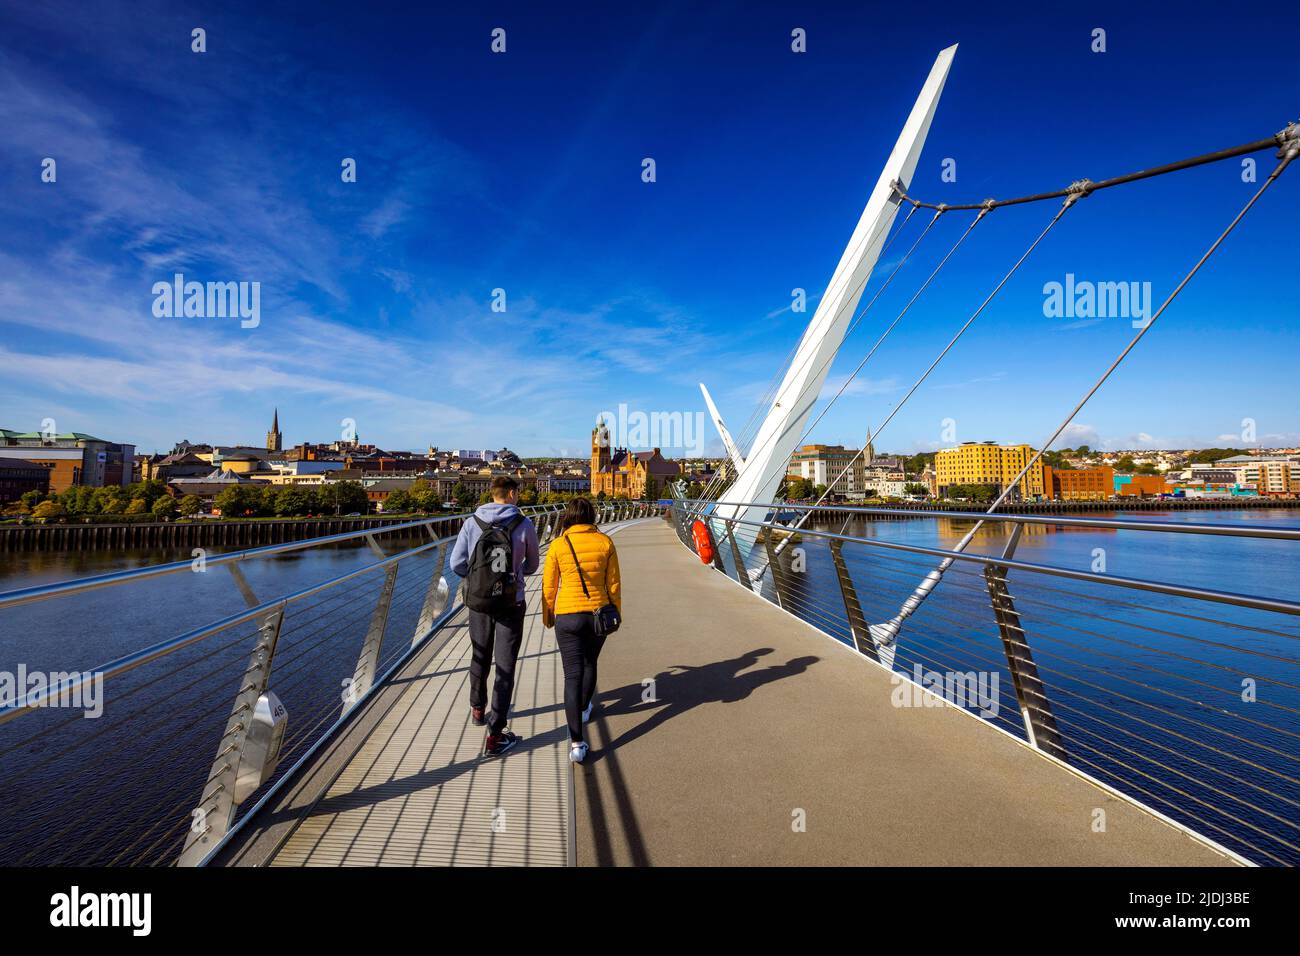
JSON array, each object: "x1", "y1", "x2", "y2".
[
  {"x1": 582, "y1": 701, "x2": 594, "y2": 724},
  {"x1": 569, "y1": 742, "x2": 589, "y2": 763}
]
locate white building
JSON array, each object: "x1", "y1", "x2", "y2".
[{"x1": 788, "y1": 445, "x2": 864, "y2": 497}]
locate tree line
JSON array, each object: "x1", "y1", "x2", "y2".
[
  {"x1": 212, "y1": 481, "x2": 369, "y2": 518},
  {"x1": 5, "y1": 478, "x2": 371, "y2": 521}
]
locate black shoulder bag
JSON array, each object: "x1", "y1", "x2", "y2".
[{"x1": 565, "y1": 535, "x2": 621, "y2": 636}]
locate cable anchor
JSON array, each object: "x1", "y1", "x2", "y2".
[
  {"x1": 1277, "y1": 121, "x2": 1300, "y2": 159},
  {"x1": 1062, "y1": 179, "x2": 1094, "y2": 208}
]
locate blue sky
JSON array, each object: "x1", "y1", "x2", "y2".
[{"x1": 1, "y1": 0, "x2": 1297, "y2": 457}]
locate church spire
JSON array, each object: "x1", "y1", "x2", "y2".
[{"x1": 266, "y1": 407, "x2": 283, "y2": 452}]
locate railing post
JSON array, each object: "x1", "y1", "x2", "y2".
[
  {"x1": 763, "y1": 529, "x2": 793, "y2": 610},
  {"x1": 829, "y1": 538, "x2": 879, "y2": 663},
  {"x1": 179, "y1": 607, "x2": 285, "y2": 866},
  {"x1": 724, "y1": 520, "x2": 753, "y2": 590},
  {"x1": 702, "y1": 519, "x2": 726, "y2": 572},
  {"x1": 412, "y1": 540, "x2": 448, "y2": 647},
  {"x1": 350, "y1": 564, "x2": 399, "y2": 707},
  {"x1": 984, "y1": 526, "x2": 1068, "y2": 761}
]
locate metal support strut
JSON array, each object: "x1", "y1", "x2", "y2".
[
  {"x1": 982, "y1": 525, "x2": 1067, "y2": 761},
  {"x1": 179, "y1": 606, "x2": 286, "y2": 866}
]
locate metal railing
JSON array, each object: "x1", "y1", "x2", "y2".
[
  {"x1": 670, "y1": 499, "x2": 1300, "y2": 865},
  {"x1": 0, "y1": 499, "x2": 657, "y2": 866}
]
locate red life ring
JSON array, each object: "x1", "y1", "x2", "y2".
[{"x1": 691, "y1": 520, "x2": 715, "y2": 564}]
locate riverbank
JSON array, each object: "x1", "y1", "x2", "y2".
[
  {"x1": 791, "y1": 497, "x2": 1297, "y2": 518},
  {"x1": 0, "y1": 514, "x2": 432, "y2": 552}
]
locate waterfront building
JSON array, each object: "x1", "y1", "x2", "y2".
[
  {"x1": 366, "y1": 477, "x2": 417, "y2": 509},
  {"x1": 1177, "y1": 481, "x2": 1257, "y2": 499},
  {"x1": 788, "y1": 444, "x2": 865, "y2": 498},
  {"x1": 168, "y1": 468, "x2": 263, "y2": 508},
  {"x1": 1187, "y1": 465, "x2": 1242, "y2": 484},
  {"x1": 1043, "y1": 465, "x2": 1115, "y2": 501},
  {"x1": 206, "y1": 446, "x2": 285, "y2": 467},
  {"x1": 261, "y1": 460, "x2": 348, "y2": 485},
  {"x1": 140, "y1": 451, "x2": 212, "y2": 482},
  {"x1": 535, "y1": 474, "x2": 591, "y2": 495},
  {"x1": 0, "y1": 430, "x2": 136, "y2": 493},
  {"x1": 934, "y1": 442, "x2": 1045, "y2": 500},
  {"x1": 1113, "y1": 474, "x2": 1175, "y2": 497},
  {"x1": 0, "y1": 458, "x2": 51, "y2": 504},
  {"x1": 866, "y1": 477, "x2": 908, "y2": 498},
  {"x1": 1222, "y1": 459, "x2": 1300, "y2": 498}
]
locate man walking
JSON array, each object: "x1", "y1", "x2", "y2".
[{"x1": 450, "y1": 475, "x2": 540, "y2": 756}]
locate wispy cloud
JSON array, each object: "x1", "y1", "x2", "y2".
[{"x1": 930, "y1": 370, "x2": 1007, "y2": 390}]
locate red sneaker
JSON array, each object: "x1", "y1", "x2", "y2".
[
  {"x1": 470, "y1": 706, "x2": 486, "y2": 727},
  {"x1": 485, "y1": 730, "x2": 521, "y2": 757}
]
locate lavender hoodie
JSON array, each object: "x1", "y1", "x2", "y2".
[{"x1": 449, "y1": 502, "x2": 540, "y2": 604}]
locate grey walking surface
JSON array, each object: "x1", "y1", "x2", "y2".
[{"x1": 572, "y1": 519, "x2": 1240, "y2": 867}]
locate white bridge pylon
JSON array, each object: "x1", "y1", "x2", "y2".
[{"x1": 702, "y1": 44, "x2": 957, "y2": 546}]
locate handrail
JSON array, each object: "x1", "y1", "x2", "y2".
[
  {"x1": 0, "y1": 534, "x2": 452, "y2": 726},
  {"x1": 680, "y1": 498, "x2": 1300, "y2": 540},
  {"x1": 0, "y1": 505, "x2": 564, "y2": 610},
  {"x1": 705, "y1": 511, "x2": 1300, "y2": 618},
  {"x1": 0, "y1": 499, "x2": 660, "y2": 866}
]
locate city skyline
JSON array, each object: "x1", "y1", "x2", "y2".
[
  {"x1": 2, "y1": 3, "x2": 1298, "y2": 458},
  {"x1": 7, "y1": 403, "x2": 1299, "y2": 461}
]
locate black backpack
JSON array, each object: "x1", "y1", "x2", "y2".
[{"x1": 464, "y1": 514, "x2": 524, "y2": 614}]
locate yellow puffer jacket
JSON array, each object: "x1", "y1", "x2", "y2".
[{"x1": 542, "y1": 524, "x2": 621, "y2": 628}]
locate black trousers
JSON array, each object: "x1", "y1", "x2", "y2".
[
  {"x1": 468, "y1": 602, "x2": 526, "y2": 735},
  {"x1": 555, "y1": 613, "x2": 607, "y2": 743}
]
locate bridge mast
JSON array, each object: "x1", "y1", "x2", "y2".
[{"x1": 711, "y1": 45, "x2": 956, "y2": 541}]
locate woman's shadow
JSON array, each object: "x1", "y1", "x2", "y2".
[{"x1": 589, "y1": 647, "x2": 819, "y2": 759}]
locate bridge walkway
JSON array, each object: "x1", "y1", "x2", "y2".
[
  {"x1": 254, "y1": 518, "x2": 642, "y2": 866},
  {"x1": 573, "y1": 519, "x2": 1240, "y2": 866},
  {"x1": 243, "y1": 517, "x2": 1238, "y2": 867}
]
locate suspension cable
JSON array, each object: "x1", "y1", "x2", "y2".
[
  {"x1": 788, "y1": 207, "x2": 984, "y2": 460},
  {"x1": 690, "y1": 197, "x2": 929, "y2": 508},
  {"x1": 696, "y1": 122, "x2": 1295, "y2": 523},
  {"x1": 894, "y1": 131, "x2": 1288, "y2": 211},
  {"x1": 704, "y1": 205, "x2": 980, "y2": 525},
  {"x1": 777, "y1": 187, "x2": 1086, "y2": 551},
  {"x1": 876, "y1": 134, "x2": 1299, "y2": 640}
]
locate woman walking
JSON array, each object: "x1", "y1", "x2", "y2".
[{"x1": 542, "y1": 497, "x2": 622, "y2": 763}]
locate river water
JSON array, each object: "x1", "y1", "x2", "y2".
[{"x1": 1, "y1": 510, "x2": 1298, "y2": 865}]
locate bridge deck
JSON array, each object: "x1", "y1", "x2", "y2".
[
  {"x1": 266, "y1": 528, "x2": 600, "y2": 867},
  {"x1": 261, "y1": 517, "x2": 1239, "y2": 867},
  {"x1": 573, "y1": 519, "x2": 1240, "y2": 866}
]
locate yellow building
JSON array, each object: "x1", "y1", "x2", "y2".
[{"x1": 935, "y1": 443, "x2": 1045, "y2": 500}]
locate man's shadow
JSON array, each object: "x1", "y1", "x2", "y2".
[{"x1": 590, "y1": 648, "x2": 819, "y2": 759}]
